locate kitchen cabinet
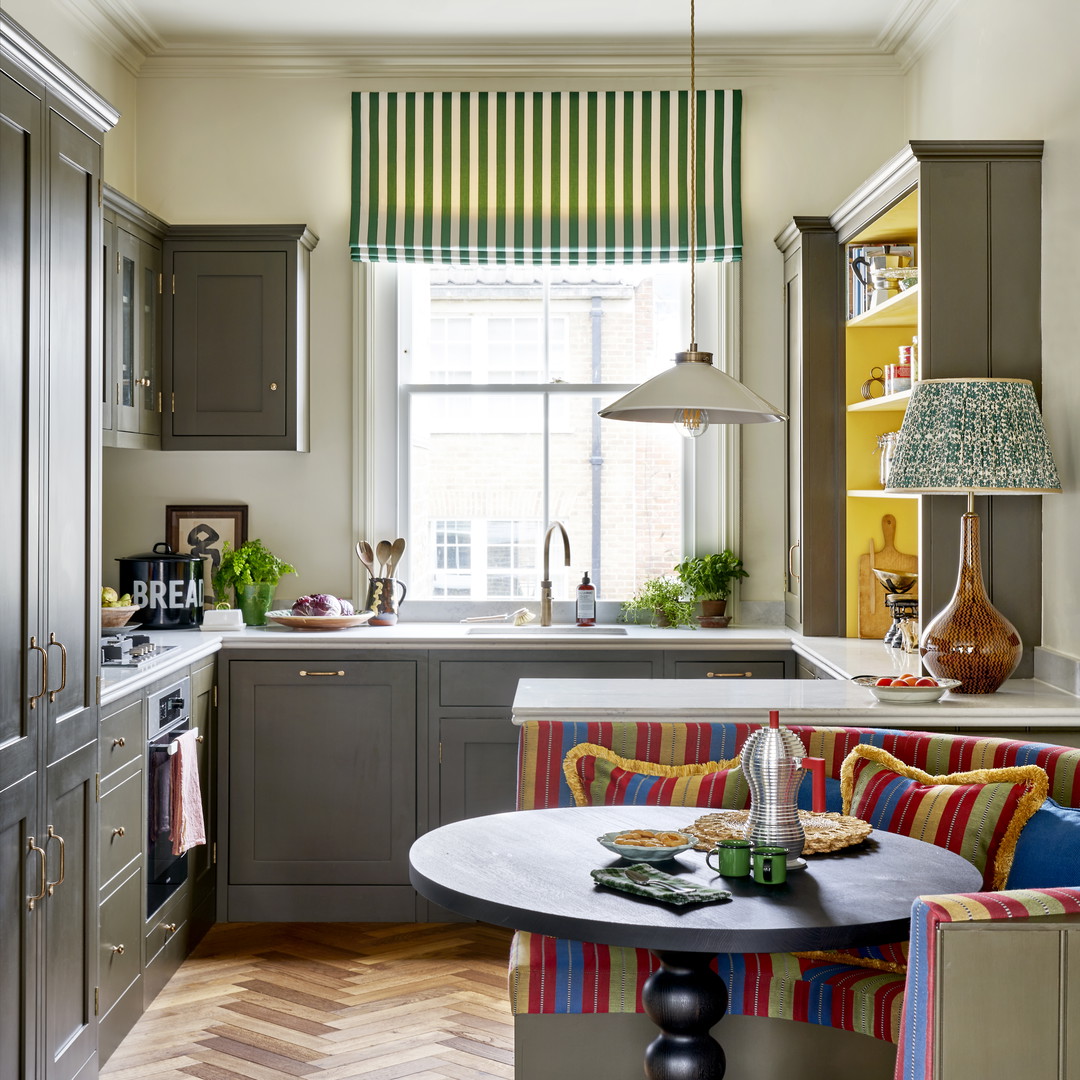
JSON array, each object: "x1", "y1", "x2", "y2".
[
  {"x1": 224, "y1": 656, "x2": 421, "y2": 921},
  {"x1": 162, "y1": 225, "x2": 318, "y2": 451},
  {"x1": 665, "y1": 651, "x2": 795, "y2": 680},
  {"x1": 1, "y1": 15, "x2": 116, "y2": 1080},
  {"x1": 781, "y1": 142, "x2": 1044, "y2": 673},
  {"x1": 775, "y1": 217, "x2": 843, "y2": 637},
  {"x1": 102, "y1": 187, "x2": 166, "y2": 449}
]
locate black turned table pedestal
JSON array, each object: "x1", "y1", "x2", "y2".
[{"x1": 409, "y1": 805, "x2": 981, "y2": 1080}]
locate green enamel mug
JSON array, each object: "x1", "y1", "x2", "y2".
[
  {"x1": 706, "y1": 839, "x2": 752, "y2": 877},
  {"x1": 750, "y1": 846, "x2": 788, "y2": 886}
]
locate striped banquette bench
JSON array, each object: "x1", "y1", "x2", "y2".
[{"x1": 508, "y1": 719, "x2": 1080, "y2": 1080}]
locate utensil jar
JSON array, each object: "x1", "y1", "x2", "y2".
[{"x1": 364, "y1": 577, "x2": 407, "y2": 626}]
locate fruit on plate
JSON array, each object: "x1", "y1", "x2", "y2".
[
  {"x1": 915, "y1": 677, "x2": 939, "y2": 687},
  {"x1": 875, "y1": 677, "x2": 893, "y2": 686},
  {"x1": 100, "y1": 587, "x2": 133, "y2": 607}
]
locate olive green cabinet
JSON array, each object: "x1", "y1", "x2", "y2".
[
  {"x1": 1, "y1": 16, "x2": 114, "y2": 1079},
  {"x1": 224, "y1": 656, "x2": 420, "y2": 921},
  {"x1": 162, "y1": 225, "x2": 318, "y2": 451},
  {"x1": 102, "y1": 188, "x2": 166, "y2": 450}
]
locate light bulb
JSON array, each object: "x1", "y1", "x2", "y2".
[{"x1": 674, "y1": 407, "x2": 709, "y2": 439}]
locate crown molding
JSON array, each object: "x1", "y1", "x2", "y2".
[
  {"x1": 52, "y1": 0, "x2": 161, "y2": 74},
  {"x1": 881, "y1": 0, "x2": 963, "y2": 72},
  {"x1": 134, "y1": 43, "x2": 904, "y2": 81}
]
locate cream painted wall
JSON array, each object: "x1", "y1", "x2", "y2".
[
  {"x1": 905, "y1": 0, "x2": 1080, "y2": 661},
  {"x1": 98, "y1": 69, "x2": 904, "y2": 608},
  {"x1": 4, "y1": 0, "x2": 138, "y2": 191}
]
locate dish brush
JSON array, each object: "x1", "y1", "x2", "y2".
[{"x1": 460, "y1": 607, "x2": 536, "y2": 626}]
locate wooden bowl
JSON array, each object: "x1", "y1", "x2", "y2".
[{"x1": 100, "y1": 604, "x2": 141, "y2": 628}]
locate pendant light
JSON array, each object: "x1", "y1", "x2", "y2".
[{"x1": 598, "y1": 0, "x2": 785, "y2": 435}]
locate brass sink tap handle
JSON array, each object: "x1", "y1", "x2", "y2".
[{"x1": 540, "y1": 522, "x2": 571, "y2": 626}]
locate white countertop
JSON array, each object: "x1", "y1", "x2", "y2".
[{"x1": 99, "y1": 621, "x2": 1080, "y2": 725}]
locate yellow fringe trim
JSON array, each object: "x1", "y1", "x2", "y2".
[
  {"x1": 790, "y1": 949, "x2": 908, "y2": 975},
  {"x1": 839, "y1": 744, "x2": 1049, "y2": 889},
  {"x1": 562, "y1": 742, "x2": 741, "y2": 807}
]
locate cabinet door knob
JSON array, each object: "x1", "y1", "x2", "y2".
[
  {"x1": 195, "y1": 735, "x2": 204, "y2": 743},
  {"x1": 26, "y1": 837, "x2": 47, "y2": 911},
  {"x1": 162, "y1": 922, "x2": 177, "y2": 935},
  {"x1": 111, "y1": 943, "x2": 126, "y2": 955},
  {"x1": 268, "y1": 382, "x2": 278, "y2": 391},
  {"x1": 112, "y1": 736, "x2": 126, "y2": 748},
  {"x1": 111, "y1": 826, "x2": 126, "y2": 838}
]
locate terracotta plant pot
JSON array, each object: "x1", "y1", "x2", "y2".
[{"x1": 698, "y1": 599, "x2": 731, "y2": 629}]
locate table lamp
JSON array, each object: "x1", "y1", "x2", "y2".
[{"x1": 885, "y1": 378, "x2": 1061, "y2": 693}]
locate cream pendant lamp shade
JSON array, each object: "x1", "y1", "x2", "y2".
[
  {"x1": 884, "y1": 377, "x2": 1060, "y2": 694},
  {"x1": 598, "y1": 0, "x2": 785, "y2": 436}
]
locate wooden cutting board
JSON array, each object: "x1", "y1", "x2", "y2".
[{"x1": 858, "y1": 514, "x2": 918, "y2": 640}]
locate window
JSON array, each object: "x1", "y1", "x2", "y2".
[{"x1": 361, "y1": 261, "x2": 736, "y2": 609}]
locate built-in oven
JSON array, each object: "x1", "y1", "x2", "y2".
[{"x1": 146, "y1": 676, "x2": 192, "y2": 917}]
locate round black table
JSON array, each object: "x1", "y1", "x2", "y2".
[{"x1": 409, "y1": 805, "x2": 982, "y2": 1080}]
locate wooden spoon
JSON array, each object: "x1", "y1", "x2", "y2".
[
  {"x1": 387, "y1": 537, "x2": 406, "y2": 577},
  {"x1": 376, "y1": 540, "x2": 393, "y2": 577},
  {"x1": 355, "y1": 540, "x2": 376, "y2": 578}
]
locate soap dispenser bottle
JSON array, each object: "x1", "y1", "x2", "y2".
[{"x1": 575, "y1": 572, "x2": 596, "y2": 626}]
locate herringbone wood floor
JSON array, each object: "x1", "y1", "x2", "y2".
[{"x1": 100, "y1": 922, "x2": 515, "y2": 1080}]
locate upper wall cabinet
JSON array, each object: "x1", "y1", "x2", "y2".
[
  {"x1": 161, "y1": 225, "x2": 318, "y2": 451},
  {"x1": 103, "y1": 187, "x2": 166, "y2": 450}
]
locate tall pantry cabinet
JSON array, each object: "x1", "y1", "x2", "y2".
[{"x1": 1, "y1": 15, "x2": 117, "y2": 1080}]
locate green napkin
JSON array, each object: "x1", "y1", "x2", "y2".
[{"x1": 591, "y1": 863, "x2": 732, "y2": 906}]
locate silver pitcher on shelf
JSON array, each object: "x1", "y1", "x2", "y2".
[{"x1": 743, "y1": 710, "x2": 826, "y2": 865}]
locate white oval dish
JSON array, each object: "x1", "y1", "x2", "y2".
[
  {"x1": 266, "y1": 610, "x2": 374, "y2": 631},
  {"x1": 596, "y1": 830, "x2": 695, "y2": 863},
  {"x1": 852, "y1": 675, "x2": 962, "y2": 704}
]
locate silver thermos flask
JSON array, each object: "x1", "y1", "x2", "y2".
[{"x1": 743, "y1": 710, "x2": 826, "y2": 864}]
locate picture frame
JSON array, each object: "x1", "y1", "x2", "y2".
[{"x1": 165, "y1": 504, "x2": 248, "y2": 606}]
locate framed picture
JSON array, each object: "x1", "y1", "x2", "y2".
[{"x1": 165, "y1": 504, "x2": 248, "y2": 606}]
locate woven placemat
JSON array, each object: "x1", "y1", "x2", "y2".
[{"x1": 681, "y1": 810, "x2": 872, "y2": 855}]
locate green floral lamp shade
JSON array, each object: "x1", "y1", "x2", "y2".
[{"x1": 885, "y1": 378, "x2": 1061, "y2": 494}]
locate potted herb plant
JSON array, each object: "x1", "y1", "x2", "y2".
[
  {"x1": 211, "y1": 538, "x2": 297, "y2": 626},
  {"x1": 620, "y1": 575, "x2": 696, "y2": 630},
  {"x1": 675, "y1": 551, "x2": 749, "y2": 627}
]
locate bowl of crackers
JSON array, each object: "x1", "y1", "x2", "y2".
[{"x1": 596, "y1": 829, "x2": 695, "y2": 863}]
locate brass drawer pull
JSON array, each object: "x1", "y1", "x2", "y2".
[
  {"x1": 299, "y1": 670, "x2": 344, "y2": 677},
  {"x1": 111, "y1": 826, "x2": 126, "y2": 838},
  {"x1": 28, "y1": 637, "x2": 48, "y2": 710},
  {"x1": 788, "y1": 541, "x2": 801, "y2": 583},
  {"x1": 45, "y1": 826, "x2": 65, "y2": 895},
  {"x1": 111, "y1": 943, "x2": 126, "y2": 955},
  {"x1": 26, "y1": 837, "x2": 46, "y2": 911},
  {"x1": 112, "y1": 737, "x2": 126, "y2": 748},
  {"x1": 706, "y1": 672, "x2": 752, "y2": 678}
]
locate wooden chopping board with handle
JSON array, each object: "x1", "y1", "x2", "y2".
[{"x1": 858, "y1": 513, "x2": 918, "y2": 640}]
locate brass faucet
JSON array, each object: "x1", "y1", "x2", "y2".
[{"x1": 540, "y1": 521, "x2": 571, "y2": 626}]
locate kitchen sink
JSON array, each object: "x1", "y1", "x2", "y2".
[{"x1": 466, "y1": 625, "x2": 629, "y2": 635}]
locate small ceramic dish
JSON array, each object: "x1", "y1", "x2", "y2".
[
  {"x1": 596, "y1": 830, "x2": 694, "y2": 863},
  {"x1": 852, "y1": 675, "x2": 962, "y2": 704}
]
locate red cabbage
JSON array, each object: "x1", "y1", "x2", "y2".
[{"x1": 292, "y1": 593, "x2": 343, "y2": 617}]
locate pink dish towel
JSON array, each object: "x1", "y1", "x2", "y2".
[{"x1": 170, "y1": 729, "x2": 206, "y2": 856}]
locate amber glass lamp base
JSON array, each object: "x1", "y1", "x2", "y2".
[{"x1": 919, "y1": 512, "x2": 1022, "y2": 694}]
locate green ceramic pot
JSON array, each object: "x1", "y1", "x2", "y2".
[{"x1": 236, "y1": 582, "x2": 275, "y2": 626}]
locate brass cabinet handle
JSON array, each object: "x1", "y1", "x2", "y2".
[
  {"x1": 26, "y1": 837, "x2": 47, "y2": 911},
  {"x1": 162, "y1": 922, "x2": 177, "y2": 935},
  {"x1": 195, "y1": 735, "x2": 204, "y2": 743},
  {"x1": 111, "y1": 826, "x2": 126, "y2": 838},
  {"x1": 269, "y1": 382, "x2": 278, "y2": 391},
  {"x1": 45, "y1": 826, "x2": 65, "y2": 896},
  {"x1": 299, "y1": 670, "x2": 344, "y2": 677},
  {"x1": 706, "y1": 672, "x2": 752, "y2": 678},
  {"x1": 788, "y1": 541, "x2": 801, "y2": 583},
  {"x1": 46, "y1": 633, "x2": 67, "y2": 703},
  {"x1": 112, "y1": 737, "x2": 126, "y2": 748},
  {"x1": 111, "y1": 943, "x2": 126, "y2": 955},
  {"x1": 28, "y1": 637, "x2": 48, "y2": 710}
]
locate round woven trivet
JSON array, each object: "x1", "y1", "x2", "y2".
[{"x1": 681, "y1": 810, "x2": 872, "y2": 855}]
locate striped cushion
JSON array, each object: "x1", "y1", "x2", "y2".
[
  {"x1": 840, "y1": 746, "x2": 1049, "y2": 889},
  {"x1": 562, "y1": 742, "x2": 748, "y2": 808},
  {"x1": 509, "y1": 931, "x2": 905, "y2": 1043}
]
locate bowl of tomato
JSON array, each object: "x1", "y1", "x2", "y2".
[{"x1": 851, "y1": 674, "x2": 962, "y2": 703}]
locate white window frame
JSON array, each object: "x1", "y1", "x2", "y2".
[{"x1": 353, "y1": 262, "x2": 741, "y2": 616}]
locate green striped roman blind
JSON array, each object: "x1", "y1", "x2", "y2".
[{"x1": 350, "y1": 90, "x2": 741, "y2": 265}]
